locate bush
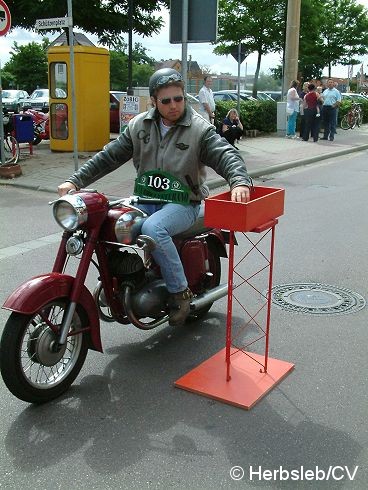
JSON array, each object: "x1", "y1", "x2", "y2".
[{"x1": 215, "y1": 100, "x2": 277, "y2": 134}]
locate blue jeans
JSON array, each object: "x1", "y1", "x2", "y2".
[
  {"x1": 287, "y1": 110, "x2": 298, "y2": 136},
  {"x1": 138, "y1": 202, "x2": 201, "y2": 293}
]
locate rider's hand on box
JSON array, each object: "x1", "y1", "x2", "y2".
[{"x1": 231, "y1": 185, "x2": 250, "y2": 203}]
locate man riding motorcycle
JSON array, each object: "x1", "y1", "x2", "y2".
[{"x1": 58, "y1": 68, "x2": 252, "y2": 326}]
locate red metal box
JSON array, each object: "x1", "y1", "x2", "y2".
[{"x1": 204, "y1": 186, "x2": 285, "y2": 232}]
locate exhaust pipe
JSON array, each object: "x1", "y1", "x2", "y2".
[{"x1": 190, "y1": 283, "x2": 228, "y2": 310}]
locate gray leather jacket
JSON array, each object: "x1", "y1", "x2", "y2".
[{"x1": 66, "y1": 105, "x2": 252, "y2": 202}]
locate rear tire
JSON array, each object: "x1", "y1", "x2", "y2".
[{"x1": 0, "y1": 300, "x2": 88, "y2": 404}]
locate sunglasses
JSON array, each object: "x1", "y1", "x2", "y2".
[{"x1": 157, "y1": 95, "x2": 185, "y2": 105}]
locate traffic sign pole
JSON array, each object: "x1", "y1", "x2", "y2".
[{"x1": 0, "y1": 0, "x2": 11, "y2": 165}]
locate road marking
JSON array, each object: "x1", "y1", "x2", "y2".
[{"x1": 0, "y1": 232, "x2": 61, "y2": 260}]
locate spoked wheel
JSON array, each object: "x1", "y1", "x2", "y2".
[
  {"x1": 341, "y1": 113, "x2": 353, "y2": 130},
  {"x1": 0, "y1": 299, "x2": 88, "y2": 404},
  {"x1": 356, "y1": 111, "x2": 362, "y2": 127},
  {"x1": 348, "y1": 111, "x2": 356, "y2": 129},
  {"x1": 189, "y1": 241, "x2": 221, "y2": 320},
  {"x1": 3, "y1": 135, "x2": 20, "y2": 164}
]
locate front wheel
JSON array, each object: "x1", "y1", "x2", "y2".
[
  {"x1": 0, "y1": 300, "x2": 89, "y2": 404},
  {"x1": 341, "y1": 114, "x2": 352, "y2": 130}
]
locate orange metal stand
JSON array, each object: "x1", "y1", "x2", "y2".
[{"x1": 175, "y1": 188, "x2": 295, "y2": 410}]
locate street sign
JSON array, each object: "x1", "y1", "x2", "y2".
[
  {"x1": 230, "y1": 44, "x2": 248, "y2": 64},
  {"x1": 0, "y1": 0, "x2": 11, "y2": 36},
  {"x1": 35, "y1": 17, "x2": 72, "y2": 30},
  {"x1": 170, "y1": 0, "x2": 218, "y2": 43}
]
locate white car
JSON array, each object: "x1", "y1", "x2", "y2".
[
  {"x1": 23, "y1": 88, "x2": 67, "y2": 112},
  {"x1": 341, "y1": 92, "x2": 368, "y2": 103}
]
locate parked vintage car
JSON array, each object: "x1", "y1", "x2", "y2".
[
  {"x1": 341, "y1": 92, "x2": 368, "y2": 103},
  {"x1": 241, "y1": 90, "x2": 275, "y2": 102},
  {"x1": 1, "y1": 90, "x2": 29, "y2": 113},
  {"x1": 211, "y1": 90, "x2": 256, "y2": 102},
  {"x1": 22, "y1": 88, "x2": 67, "y2": 112}
]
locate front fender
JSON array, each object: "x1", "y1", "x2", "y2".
[{"x1": 3, "y1": 273, "x2": 102, "y2": 352}]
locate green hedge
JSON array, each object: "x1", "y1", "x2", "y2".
[
  {"x1": 215, "y1": 100, "x2": 277, "y2": 134},
  {"x1": 215, "y1": 98, "x2": 368, "y2": 134}
]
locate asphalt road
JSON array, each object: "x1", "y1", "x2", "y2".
[{"x1": 0, "y1": 150, "x2": 367, "y2": 489}]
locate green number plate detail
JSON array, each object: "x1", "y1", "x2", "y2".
[{"x1": 134, "y1": 170, "x2": 190, "y2": 204}]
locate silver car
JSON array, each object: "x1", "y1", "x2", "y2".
[{"x1": 2, "y1": 90, "x2": 29, "y2": 113}]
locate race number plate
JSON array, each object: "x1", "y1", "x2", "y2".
[{"x1": 134, "y1": 170, "x2": 190, "y2": 204}]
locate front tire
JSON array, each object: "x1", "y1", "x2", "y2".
[
  {"x1": 340, "y1": 114, "x2": 351, "y2": 130},
  {"x1": 0, "y1": 300, "x2": 88, "y2": 404}
]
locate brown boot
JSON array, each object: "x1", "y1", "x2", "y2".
[{"x1": 168, "y1": 288, "x2": 193, "y2": 326}]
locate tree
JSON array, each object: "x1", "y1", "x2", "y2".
[
  {"x1": 298, "y1": 0, "x2": 326, "y2": 81},
  {"x1": 3, "y1": 39, "x2": 50, "y2": 93},
  {"x1": 6, "y1": 0, "x2": 169, "y2": 48},
  {"x1": 318, "y1": 0, "x2": 368, "y2": 77},
  {"x1": 106, "y1": 44, "x2": 155, "y2": 90},
  {"x1": 214, "y1": 0, "x2": 285, "y2": 95}
]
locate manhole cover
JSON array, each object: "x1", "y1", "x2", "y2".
[{"x1": 269, "y1": 283, "x2": 366, "y2": 315}]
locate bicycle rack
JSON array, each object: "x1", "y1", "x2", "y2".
[{"x1": 175, "y1": 187, "x2": 295, "y2": 410}]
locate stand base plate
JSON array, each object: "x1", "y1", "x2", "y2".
[{"x1": 175, "y1": 348, "x2": 295, "y2": 410}]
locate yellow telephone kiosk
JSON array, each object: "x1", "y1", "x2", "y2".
[{"x1": 47, "y1": 46, "x2": 110, "y2": 151}]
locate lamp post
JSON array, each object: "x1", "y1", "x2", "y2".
[
  {"x1": 283, "y1": 0, "x2": 301, "y2": 97},
  {"x1": 127, "y1": 0, "x2": 134, "y2": 95}
]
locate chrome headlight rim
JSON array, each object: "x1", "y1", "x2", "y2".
[{"x1": 53, "y1": 194, "x2": 88, "y2": 231}]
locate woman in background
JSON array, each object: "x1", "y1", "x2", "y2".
[
  {"x1": 286, "y1": 80, "x2": 300, "y2": 138},
  {"x1": 221, "y1": 108, "x2": 243, "y2": 149}
]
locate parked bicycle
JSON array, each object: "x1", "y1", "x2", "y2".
[
  {"x1": 341, "y1": 102, "x2": 363, "y2": 130},
  {"x1": 1, "y1": 109, "x2": 20, "y2": 164}
]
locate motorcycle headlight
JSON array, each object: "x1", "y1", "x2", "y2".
[{"x1": 53, "y1": 194, "x2": 88, "y2": 231}]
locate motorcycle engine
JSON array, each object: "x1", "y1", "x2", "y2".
[
  {"x1": 108, "y1": 250, "x2": 168, "y2": 318},
  {"x1": 108, "y1": 250, "x2": 145, "y2": 290}
]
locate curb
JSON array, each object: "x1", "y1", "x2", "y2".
[{"x1": 1, "y1": 144, "x2": 367, "y2": 194}]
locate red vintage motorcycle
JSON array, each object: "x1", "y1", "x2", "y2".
[
  {"x1": 22, "y1": 108, "x2": 50, "y2": 145},
  {"x1": 0, "y1": 191, "x2": 229, "y2": 404}
]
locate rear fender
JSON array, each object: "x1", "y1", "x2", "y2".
[
  {"x1": 205, "y1": 229, "x2": 228, "y2": 258},
  {"x1": 3, "y1": 273, "x2": 102, "y2": 352}
]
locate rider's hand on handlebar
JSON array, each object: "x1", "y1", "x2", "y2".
[
  {"x1": 58, "y1": 182, "x2": 77, "y2": 196},
  {"x1": 231, "y1": 185, "x2": 250, "y2": 203}
]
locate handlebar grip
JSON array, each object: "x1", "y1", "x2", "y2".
[{"x1": 130, "y1": 196, "x2": 168, "y2": 205}]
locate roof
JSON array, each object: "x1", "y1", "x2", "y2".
[{"x1": 49, "y1": 32, "x2": 96, "y2": 47}]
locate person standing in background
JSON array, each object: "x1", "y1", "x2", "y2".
[
  {"x1": 286, "y1": 80, "x2": 300, "y2": 139},
  {"x1": 320, "y1": 78, "x2": 341, "y2": 141},
  {"x1": 298, "y1": 81, "x2": 309, "y2": 138},
  {"x1": 303, "y1": 83, "x2": 320, "y2": 142},
  {"x1": 198, "y1": 76, "x2": 216, "y2": 123}
]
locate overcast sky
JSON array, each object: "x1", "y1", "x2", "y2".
[{"x1": 1, "y1": 1, "x2": 368, "y2": 79}]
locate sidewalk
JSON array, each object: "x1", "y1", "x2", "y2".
[{"x1": 1, "y1": 125, "x2": 367, "y2": 197}]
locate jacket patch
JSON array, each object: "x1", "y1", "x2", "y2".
[{"x1": 176, "y1": 142, "x2": 189, "y2": 150}]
